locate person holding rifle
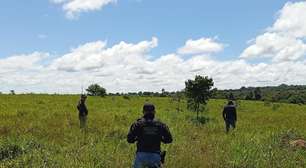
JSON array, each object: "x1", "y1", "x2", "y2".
[{"x1": 77, "y1": 94, "x2": 88, "y2": 129}]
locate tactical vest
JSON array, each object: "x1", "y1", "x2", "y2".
[{"x1": 136, "y1": 118, "x2": 162, "y2": 153}]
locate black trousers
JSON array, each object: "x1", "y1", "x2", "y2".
[{"x1": 225, "y1": 119, "x2": 236, "y2": 132}]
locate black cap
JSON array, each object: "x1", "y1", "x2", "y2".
[
  {"x1": 81, "y1": 94, "x2": 87, "y2": 99},
  {"x1": 143, "y1": 103, "x2": 155, "y2": 112}
]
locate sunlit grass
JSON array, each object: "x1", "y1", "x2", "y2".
[{"x1": 0, "y1": 95, "x2": 306, "y2": 167}]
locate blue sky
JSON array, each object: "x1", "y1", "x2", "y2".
[
  {"x1": 0, "y1": 0, "x2": 298, "y2": 58},
  {"x1": 0, "y1": 0, "x2": 306, "y2": 93}
]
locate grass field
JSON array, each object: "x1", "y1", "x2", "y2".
[{"x1": 0, "y1": 95, "x2": 306, "y2": 168}]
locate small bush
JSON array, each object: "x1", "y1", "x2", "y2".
[{"x1": 123, "y1": 95, "x2": 130, "y2": 100}]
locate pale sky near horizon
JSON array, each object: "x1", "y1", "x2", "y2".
[{"x1": 1, "y1": 0, "x2": 306, "y2": 93}]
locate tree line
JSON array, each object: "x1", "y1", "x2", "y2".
[
  {"x1": 212, "y1": 84, "x2": 306, "y2": 104},
  {"x1": 87, "y1": 83, "x2": 306, "y2": 105},
  {"x1": 3, "y1": 79, "x2": 305, "y2": 106}
]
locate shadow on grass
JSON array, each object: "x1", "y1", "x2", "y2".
[
  {"x1": 0, "y1": 144, "x2": 23, "y2": 161},
  {"x1": 0, "y1": 139, "x2": 42, "y2": 161}
]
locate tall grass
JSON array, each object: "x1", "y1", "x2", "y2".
[{"x1": 0, "y1": 95, "x2": 305, "y2": 167}]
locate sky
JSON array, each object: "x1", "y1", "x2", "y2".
[{"x1": 0, "y1": 0, "x2": 306, "y2": 93}]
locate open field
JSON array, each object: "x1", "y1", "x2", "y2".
[{"x1": 0, "y1": 95, "x2": 306, "y2": 168}]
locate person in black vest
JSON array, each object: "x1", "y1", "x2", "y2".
[
  {"x1": 127, "y1": 103, "x2": 173, "y2": 168},
  {"x1": 77, "y1": 94, "x2": 88, "y2": 129},
  {"x1": 223, "y1": 100, "x2": 237, "y2": 133}
]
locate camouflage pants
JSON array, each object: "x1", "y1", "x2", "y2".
[{"x1": 79, "y1": 115, "x2": 87, "y2": 129}]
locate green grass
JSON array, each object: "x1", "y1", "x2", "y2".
[{"x1": 0, "y1": 95, "x2": 306, "y2": 168}]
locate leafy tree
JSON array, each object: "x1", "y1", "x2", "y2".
[
  {"x1": 10, "y1": 90, "x2": 15, "y2": 95},
  {"x1": 161, "y1": 88, "x2": 166, "y2": 97},
  {"x1": 143, "y1": 92, "x2": 153, "y2": 96},
  {"x1": 288, "y1": 95, "x2": 305, "y2": 104},
  {"x1": 185, "y1": 75, "x2": 214, "y2": 120},
  {"x1": 254, "y1": 87, "x2": 262, "y2": 100},
  {"x1": 245, "y1": 91, "x2": 254, "y2": 100},
  {"x1": 227, "y1": 92, "x2": 235, "y2": 100},
  {"x1": 240, "y1": 86, "x2": 247, "y2": 90},
  {"x1": 161, "y1": 88, "x2": 165, "y2": 94},
  {"x1": 123, "y1": 95, "x2": 130, "y2": 100},
  {"x1": 86, "y1": 84, "x2": 106, "y2": 97}
]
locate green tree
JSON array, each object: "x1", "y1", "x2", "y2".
[
  {"x1": 10, "y1": 90, "x2": 15, "y2": 95},
  {"x1": 86, "y1": 84, "x2": 106, "y2": 97},
  {"x1": 161, "y1": 88, "x2": 166, "y2": 97},
  {"x1": 137, "y1": 91, "x2": 143, "y2": 96},
  {"x1": 185, "y1": 75, "x2": 214, "y2": 120},
  {"x1": 288, "y1": 95, "x2": 305, "y2": 104},
  {"x1": 245, "y1": 91, "x2": 254, "y2": 100},
  {"x1": 254, "y1": 87, "x2": 262, "y2": 100},
  {"x1": 228, "y1": 92, "x2": 235, "y2": 100}
]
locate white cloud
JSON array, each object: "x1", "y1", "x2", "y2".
[
  {"x1": 3, "y1": 1, "x2": 306, "y2": 93},
  {"x1": 0, "y1": 52, "x2": 48, "y2": 73},
  {"x1": 1, "y1": 37, "x2": 306, "y2": 94},
  {"x1": 50, "y1": 0, "x2": 116, "y2": 19},
  {"x1": 241, "y1": 1, "x2": 306, "y2": 62},
  {"x1": 270, "y1": 1, "x2": 306, "y2": 38},
  {"x1": 50, "y1": 37, "x2": 158, "y2": 71},
  {"x1": 178, "y1": 37, "x2": 224, "y2": 55},
  {"x1": 241, "y1": 33, "x2": 306, "y2": 62}
]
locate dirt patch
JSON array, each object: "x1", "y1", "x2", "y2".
[
  {"x1": 289, "y1": 139, "x2": 306, "y2": 149},
  {"x1": 0, "y1": 126, "x2": 10, "y2": 135},
  {"x1": 280, "y1": 131, "x2": 306, "y2": 150}
]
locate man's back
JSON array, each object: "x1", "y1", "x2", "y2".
[
  {"x1": 223, "y1": 105, "x2": 237, "y2": 121},
  {"x1": 77, "y1": 101, "x2": 88, "y2": 116},
  {"x1": 127, "y1": 118, "x2": 172, "y2": 153},
  {"x1": 128, "y1": 103, "x2": 173, "y2": 168}
]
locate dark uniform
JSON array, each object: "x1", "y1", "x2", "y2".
[
  {"x1": 127, "y1": 117, "x2": 173, "y2": 152},
  {"x1": 127, "y1": 104, "x2": 172, "y2": 168},
  {"x1": 77, "y1": 97, "x2": 88, "y2": 129},
  {"x1": 222, "y1": 102, "x2": 237, "y2": 133}
]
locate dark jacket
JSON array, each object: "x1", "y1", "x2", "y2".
[
  {"x1": 223, "y1": 105, "x2": 237, "y2": 121},
  {"x1": 77, "y1": 101, "x2": 88, "y2": 116},
  {"x1": 127, "y1": 117, "x2": 173, "y2": 153}
]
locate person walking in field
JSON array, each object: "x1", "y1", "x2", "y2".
[
  {"x1": 77, "y1": 94, "x2": 88, "y2": 129},
  {"x1": 223, "y1": 100, "x2": 237, "y2": 133},
  {"x1": 127, "y1": 103, "x2": 173, "y2": 168}
]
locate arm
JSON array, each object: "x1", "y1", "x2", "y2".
[
  {"x1": 233, "y1": 107, "x2": 237, "y2": 121},
  {"x1": 84, "y1": 104, "x2": 88, "y2": 115},
  {"x1": 127, "y1": 123, "x2": 138, "y2": 143},
  {"x1": 77, "y1": 102, "x2": 80, "y2": 111},
  {"x1": 222, "y1": 108, "x2": 226, "y2": 120},
  {"x1": 161, "y1": 124, "x2": 173, "y2": 144}
]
